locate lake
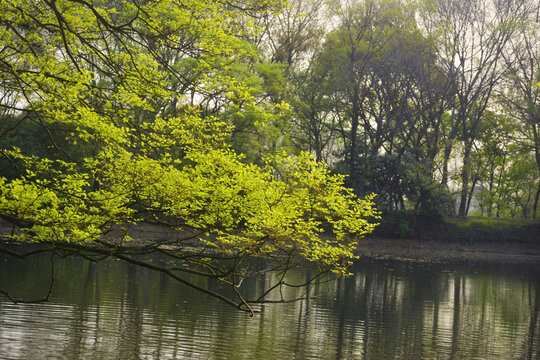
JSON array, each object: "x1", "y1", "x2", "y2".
[{"x1": 0, "y1": 245, "x2": 538, "y2": 359}]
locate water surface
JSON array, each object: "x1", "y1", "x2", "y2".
[{"x1": 0, "y1": 246, "x2": 538, "y2": 359}]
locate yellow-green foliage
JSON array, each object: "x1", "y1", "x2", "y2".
[{"x1": 0, "y1": 0, "x2": 378, "y2": 276}]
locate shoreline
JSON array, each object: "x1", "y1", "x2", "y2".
[
  {"x1": 2, "y1": 219, "x2": 540, "y2": 265},
  {"x1": 356, "y1": 236, "x2": 540, "y2": 265}
]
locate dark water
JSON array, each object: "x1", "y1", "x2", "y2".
[{"x1": 0, "y1": 247, "x2": 539, "y2": 360}]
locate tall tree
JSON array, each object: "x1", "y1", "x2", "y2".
[
  {"x1": 500, "y1": 1, "x2": 540, "y2": 217},
  {"x1": 258, "y1": 0, "x2": 325, "y2": 72},
  {"x1": 311, "y1": 0, "x2": 454, "y2": 216},
  {"x1": 0, "y1": 0, "x2": 379, "y2": 312},
  {"x1": 421, "y1": 0, "x2": 529, "y2": 216},
  {"x1": 318, "y1": 0, "x2": 421, "y2": 194}
]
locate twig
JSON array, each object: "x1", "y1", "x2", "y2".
[{"x1": 0, "y1": 252, "x2": 56, "y2": 304}]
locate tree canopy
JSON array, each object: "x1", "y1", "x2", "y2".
[
  {"x1": 0, "y1": 0, "x2": 379, "y2": 313},
  {"x1": 271, "y1": 0, "x2": 540, "y2": 224}
]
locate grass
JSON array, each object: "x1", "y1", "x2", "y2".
[
  {"x1": 373, "y1": 211, "x2": 540, "y2": 243},
  {"x1": 441, "y1": 216, "x2": 540, "y2": 243},
  {"x1": 446, "y1": 216, "x2": 537, "y2": 229}
]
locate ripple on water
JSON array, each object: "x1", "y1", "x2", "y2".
[{"x1": 1, "y1": 254, "x2": 539, "y2": 360}]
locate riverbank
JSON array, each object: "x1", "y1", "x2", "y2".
[
  {"x1": 2, "y1": 218, "x2": 539, "y2": 265},
  {"x1": 358, "y1": 213, "x2": 540, "y2": 264},
  {"x1": 357, "y1": 236, "x2": 540, "y2": 265},
  {"x1": 106, "y1": 218, "x2": 540, "y2": 265},
  {"x1": 363, "y1": 215, "x2": 540, "y2": 265},
  {"x1": 374, "y1": 213, "x2": 540, "y2": 242}
]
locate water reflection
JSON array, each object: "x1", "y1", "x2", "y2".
[{"x1": 0, "y1": 248, "x2": 539, "y2": 359}]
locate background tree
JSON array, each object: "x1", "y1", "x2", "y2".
[
  {"x1": 253, "y1": 0, "x2": 540, "y2": 222},
  {"x1": 470, "y1": 111, "x2": 514, "y2": 217},
  {"x1": 316, "y1": 0, "x2": 419, "y2": 195},
  {"x1": 500, "y1": 1, "x2": 540, "y2": 216},
  {"x1": 420, "y1": 0, "x2": 529, "y2": 216}
]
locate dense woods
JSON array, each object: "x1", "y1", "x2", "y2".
[
  {"x1": 2, "y1": 0, "x2": 538, "y2": 221},
  {"x1": 253, "y1": 0, "x2": 540, "y2": 221},
  {"x1": 0, "y1": 0, "x2": 539, "y2": 308}
]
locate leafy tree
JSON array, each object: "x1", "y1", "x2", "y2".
[
  {"x1": 489, "y1": 150, "x2": 539, "y2": 218},
  {"x1": 0, "y1": 0, "x2": 379, "y2": 314},
  {"x1": 421, "y1": 0, "x2": 530, "y2": 216},
  {"x1": 465, "y1": 110, "x2": 538, "y2": 218},
  {"x1": 469, "y1": 111, "x2": 513, "y2": 217},
  {"x1": 500, "y1": 2, "x2": 540, "y2": 217},
  {"x1": 257, "y1": 0, "x2": 325, "y2": 72},
  {"x1": 308, "y1": 0, "x2": 452, "y2": 217},
  {"x1": 289, "y1": 63, "x2": 341, "y2": 163},
  {"x1": 311, "y1": 0, "x2": 420, "y2": 195}
]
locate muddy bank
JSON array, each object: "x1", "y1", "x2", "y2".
[
  {"x1": 374, "y1": 214, "x2": 540, "y2": 243},
  {"x1": 2, "y1": 219, "x2": 540, "y2": 265},
  {"x1": 356, "y1": 236, "x2": 540, "y2": 265},
  {"x1": 365, "y1": 215, "x2": 540, "y2": 265}
]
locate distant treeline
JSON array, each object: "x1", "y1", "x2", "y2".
[{"x1": 233, "y1": 0, "x2": 540, "y2": 219}]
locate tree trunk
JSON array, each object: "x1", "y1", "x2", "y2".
[
  {"x1": 441, "y1": 140, "x2": 452, "y2": 187},
  {"x1": 349, "y1": 84, "x2": 361, "y2": 193},
  {"x1": 465, "y1": 179, "x2": 477, "y2": 215},
  {"x1": 533, "y1": 181, "x2": 540, "y2": 218},
  {"x1": 533, "y1": 122, "x2": 540, "y2": 218},
  {"x1": 458, "y1": 144, "x2": 472, "y2": 216},
  {"x1": 487, "y1": 160, "x2": 495, "y2": 217},
  {"x1": 441, "y1": 113, "x2": 458, "y2": 188}
]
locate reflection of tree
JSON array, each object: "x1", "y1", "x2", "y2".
[
  {"x1": 292, "y1": 269, "x2": 312, "y2": 359},
  {"x1": 63, "y1": 262, "x2": 98, "y2": 358},
  {"x1": 1, "y1": 253, "x2": 539, "y2": 359},
  {"x1": 117, "y1": 263, "x2": 143, "y2": 359},
  {"x1": 432, "y1": 285, "x2": 440, "y2": 350},
  {"x1": 361, "y1": 269, "x2": 373, "y2": 357},
  {"x1": 524, "y1": 281, "x2": 539, "y2": 360},
  {"x1": 450, "y1": 275, "x2": 461, "y2": 360},
  {"x1": 334, "y1": 278, "x2": 346, "y2": 360}
]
